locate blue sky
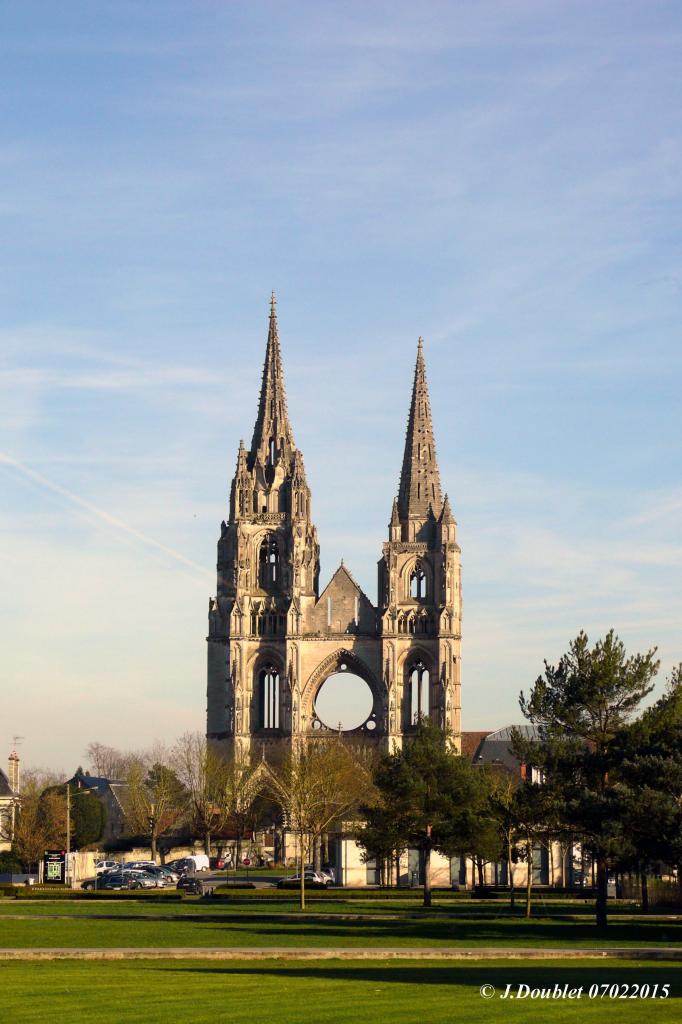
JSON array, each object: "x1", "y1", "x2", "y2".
[{"x1": 1, "y1": 2, "x2": 681, "y2": 770}]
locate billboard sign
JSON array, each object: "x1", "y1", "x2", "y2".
[{"x1": 43, "y1": 850, "x2": 67, "y2": 885}]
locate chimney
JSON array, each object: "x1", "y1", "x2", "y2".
[{"x1": 8, "y1": 751, "x2": 20, "y2": 793}]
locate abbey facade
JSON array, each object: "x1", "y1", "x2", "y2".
[{"x1": 206, "y1": 297, "x2": 462, "y2": 762}]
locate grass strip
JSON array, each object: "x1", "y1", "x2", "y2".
[{"x1": 1, "y1": 957, "x2": 680, "y2": 1024}]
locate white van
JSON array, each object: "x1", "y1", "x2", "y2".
[{"x1": 185, "y1": 854, "x2": 210, "y2": 872}]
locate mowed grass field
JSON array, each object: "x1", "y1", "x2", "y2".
[
  {"x1": 2, "y1": 959, "x2": 681, "y2": 1024},
  {"x1": 0, "y1": 895, "x2": 651, "y2": 917},
  {"x1": 1, "y1": 898, "x2": 681, "y2": 948}
]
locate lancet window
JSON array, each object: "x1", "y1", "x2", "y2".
[
  {"x1": 259, "y1": 665, "x2": 280, "y2": 730},
  {"x1": 408, "y1": 660, "x2": 429, "y2": 724}
]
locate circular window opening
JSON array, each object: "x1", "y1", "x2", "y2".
[{"x1": 314, "y1": 672, "x2": 374, "y2": 731}]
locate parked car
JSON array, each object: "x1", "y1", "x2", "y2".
[
  {"x1": 94, "y1": 873, "x2": 136, "y2": 891},
  {"x1": 122, "y1": 870, "x2": 159, "y2": 889},
  {"x1": 141, "y1": 866, "x2": 174, "y2": 887},
  {"x1": 157, "y1": 866, "x2": 180, "y2": 883},
  {"x1": 305, "y1": 864, "x2": 335, "y2": 884},
  {"x1": 185, "y1": 854, "x2": 210, "y2": 872},
  {"x1": 167, "y1": 854, "x2": 210, "y2": 874},
  {"x1": 277, "y1": 871, "x2": 330, "y2": 889},
  {"x1": 95, "y1": 859, "x2": 120, "y2": 874},
  {"x1": 165, "y1": 858, "x2": 192, "y2": 875},
  {"x1": 177, "y1": 875, "x2": 205, "y2": 895}
]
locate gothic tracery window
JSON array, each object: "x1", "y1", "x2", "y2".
[
  {"x1": 410, "y1": 562, "x2": 427, "y2": 601},
  {"x1": 409, "y1": 659, "x2": 429, "y2": 724},
  {"x1": 259, "y1": 535, "x2": 280, "y2": 590},
  {"x1": 259, "y1": 665, "x2": 280, "y2": 730}
]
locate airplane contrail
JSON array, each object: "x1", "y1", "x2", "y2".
[{"x1": 0, "y1": 451, "x2": 211, "y2": 579}]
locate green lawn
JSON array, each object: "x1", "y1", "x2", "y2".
[
  {"x1": 2, "y1": 959, "x2": 681, "y2": 1024},
  {"x1": 0, "y1": 895, "x2": 649, "y2": 918},
  {"x1": 0, "y1": 908, "x2": 681, "y2": 948}
]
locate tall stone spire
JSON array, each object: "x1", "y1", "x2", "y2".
[
  {"x1": 249, "y1": 292, "x2": 295, "y2": 463},
  {"x1": 397, "y1": 337, "x2": 443, "y2": 523}
]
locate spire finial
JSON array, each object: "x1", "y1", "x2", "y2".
[{"x1": 270, "y1": 290, "x2": 277, "y2": 316}]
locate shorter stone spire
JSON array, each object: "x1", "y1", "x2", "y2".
[
  {"x1": 249, "y1": 292, "x2": 295, "y2": 462},
  {"x1": 397, "y1": 337, "x2": 443, "y2": 523}
]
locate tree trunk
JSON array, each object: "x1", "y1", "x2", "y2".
[
  {"x1": 322, "y1": 833, "x2": 329, "y2": 867},
  {"x1": 204, "y1": 830, "x2": 211, "y2": 857},
  {"x1": 525, "y1": 840, "x2": 533, "y2": 918},
  {"x1": 640, "y1": 870, "x2": 649, "y2": 914},
  {"x1": 299, "y1": 831, "x2": 306, "y2": 912},
  {"x1": 507, "y1": 836, "x2": 515, "y2": 909},
  {"x1": 395, "y1": 849, "x2": 401, "y2": 888},
  {"x1": 596, "y1": 856, "x2": 608, "y2": 928},
  {"x1": 313, "y1": 835, "x2": 322, "y2": 873},
  {"x1": 477, "y1": 858, "x2": 484, "y2": 888},
  {"x1": 423, "y1": 845, "x2": 432, "y2": 908},
  {"x1": 151, "y1": 833, "x2": 157, "y2": 862}
]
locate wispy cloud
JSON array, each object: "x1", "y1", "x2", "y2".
[{"x1": 0, "y1": 452, "x2": 211, "y2": 579}]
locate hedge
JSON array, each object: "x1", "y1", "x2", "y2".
[
  {"x1": 0, "y1": 884, "x2": 72, "y2": 897},
  {"x1": 9, "y1": 889, "x2": 185, "y2": 901},
  {"x1": 208, "y1": 886, "x2": 473, "y2": 901},
  {"x1": 210, "y1": 881, "x2": 256, "y2": 890},
  {"x1": 474, "y1": 885, "x2": 597, "y2": 899}
]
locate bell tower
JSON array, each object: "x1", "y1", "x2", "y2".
[
  {"x1": 378, "y1": 339, "x2": 462, "y2": 750},
  {"x1": 207, "y1": 294, "x2": 320, "y2": 759}
]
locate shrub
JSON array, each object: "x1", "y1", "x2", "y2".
[
  {"x1": 14, "y1": 889, "x2": 185, "y2": 901},
  {"x1": 207, "y1": 886, "x2": 472, "y2": 901},
  {"x1": 210, "y1": 881, "x2": 256, "y2": 889},
  {"x1": 0, "y1": 851, "x2": 23, "y2": 873}
]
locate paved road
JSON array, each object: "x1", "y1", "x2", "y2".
[{"x1": 1, "y1": 946, "x2": 681, "y2": 961}]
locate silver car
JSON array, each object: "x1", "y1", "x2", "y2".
[{"x1": 122, "y1": 870, "x2": 159, "y2": 889}]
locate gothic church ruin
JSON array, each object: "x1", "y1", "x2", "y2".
[{"x1": 206, "y1": 297, "x2": 462, "y2": 761}]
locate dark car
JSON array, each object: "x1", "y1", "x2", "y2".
[
  {"x1": 99, "y1": 873, "x2": 136, "y2": 891},
  {"x1": 166, "y1": 858, "x2": 192, "y2": 876},
  {"x1": 177, "y1": 875, "x2": 205, "y2": 895}
]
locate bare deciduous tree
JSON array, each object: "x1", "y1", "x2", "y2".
[
  {"x1": 83, "y1": 741, "x2": 133, "y2": 781},
  {"x1": 173, "y1": 732, "x2": 232, "y2": 855},
  {"x1": 220, "y1": 752, "x2": 265, "y2": 867},
  {"x1": 265, "y1": 741, "x2": 373, "y2": 909},
  {"x1": 121, "y1": 745, "x2": 187, "y2": 861}
]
